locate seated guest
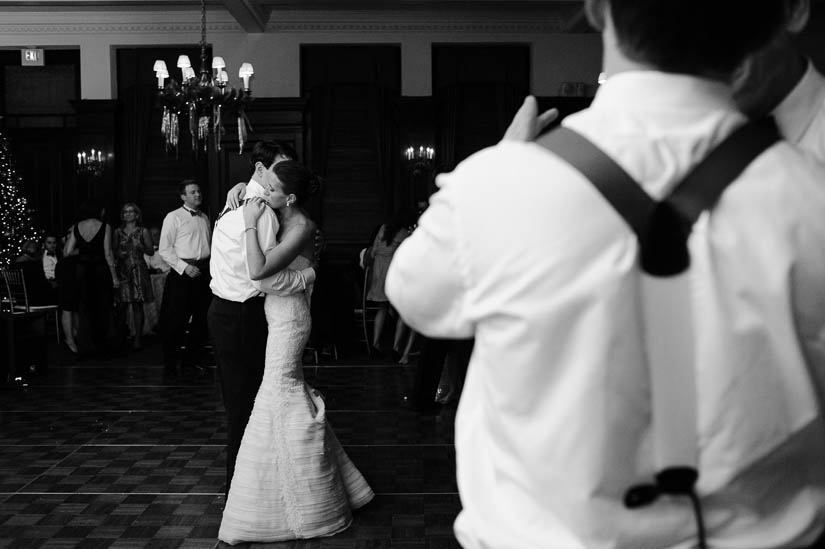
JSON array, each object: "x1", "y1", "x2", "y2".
[
  {"x1": 14, "y1": 239, "x2": 39, "y2": 264},
  {"x1": 14, "y1": 239, "x2": 56, "y2": 306},
  {"x1": 42, "y1": 234, "x2": 59, "y2": 289}
]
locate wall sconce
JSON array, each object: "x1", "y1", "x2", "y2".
[
  {"x1": 404, "y1": 145, "x2": 435, "y2": 162},
  {"x1": 76, "y1": 148, "x2": 112, "y2": 178},
  {"x1": 404, "y1": 145, "x2": 436, "y2": 203}
]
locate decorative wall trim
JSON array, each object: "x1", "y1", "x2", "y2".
[
  {"x1": 267, "y1": 21, "x2": 565, "y2": 33},
  {"x1": 0, "y1": 20, "x2": 564, "y2": 35},
  {"x1": 0, "y1": 22, "x2": 240, "y2": 34}
]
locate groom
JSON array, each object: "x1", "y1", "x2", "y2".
[{"x1": 208, "y1": 140, "x2": 315, "y2": 496}]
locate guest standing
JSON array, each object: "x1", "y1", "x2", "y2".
[
  {"x1": 386, "y1": 0, "x2": 825, "y2": 545},
  {"x1": 158, "y1": 180, "x2": 212, "y2": 376},
  {"x1": 143, "y1": 225, "x2": 169, "y2": 335},
  {"x1": 56, "y1": 226, "x2": 79, "y2": 354},
  {"x1": 63, "y1": 200, "x2": 119, "y2": 356},
  {"x1": 366, "y1": 208, "x2": 415, "y2": 354},
  {"x1": 114, "y1": 202, "x2": 154, "y2": 350}
]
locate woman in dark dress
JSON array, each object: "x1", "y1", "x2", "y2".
[
  {"x1": 57, "y1": 226, "x2": 79, "y2": 353},
  {"x1": 63, "y1": 200, "x2": 120, "y2": 356}
]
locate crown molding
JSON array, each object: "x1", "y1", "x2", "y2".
[
  {"x1": 0, "y1": 21, "x2": 239, "y2": 33},
  {"x1": 0, "y1": 19, "x2": 564, "y2": 34},
  {"x1": 266, "y1": 20, "x2": 564, "y2": 32}
]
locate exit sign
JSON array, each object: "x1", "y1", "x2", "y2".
[{"x1": 21, "y1": 48, "x2": 44, "y2": 66}]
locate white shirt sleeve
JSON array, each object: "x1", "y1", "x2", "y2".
[
  {"x1": 248, "y1": 209, "x2": 315, "y2": 295},
  {"x1": 159, "y1": 212, "x2": 186, "y2": 274},
  {"x1": 386, "y1": 178, "x2": 474, "y2": 339}
]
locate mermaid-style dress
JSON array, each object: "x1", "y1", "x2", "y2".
[{"x1": 218, "y1": 256, "x2": 374, "y2": 544}]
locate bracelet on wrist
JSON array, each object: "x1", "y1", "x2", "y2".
[{"x1": 245, "y1": 226, "x2": 258, "y2": 232}]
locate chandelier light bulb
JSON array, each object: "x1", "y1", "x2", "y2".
[
  {"x1": 153, "y1": 59, "x2": 168, "y2": 72},
  {"x1": 212, "y1": 56, "x2": 226, "y2": 70},
  {"x1": 177, "y1": 55, "x2": 192, "y2": 69},
  {"x1": 156, "y1": 69, "x2": 169, "y2": 89},
  {"x1": 239, "y1": 63, "x2": 254, "y2": 90}
]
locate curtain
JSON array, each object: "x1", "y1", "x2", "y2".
[
  {"x1": 436, "y1": 84, "x2": 460, "y2": 179},
  {"x1": 495, "y1": 83, "x2": 524, "y2": 138},
  {"x1": 118, "y1": 86, "x2": 151, "y2": 203},
  {"x1": 366, "y1": 84, "x2": 398, "y2": 214}
]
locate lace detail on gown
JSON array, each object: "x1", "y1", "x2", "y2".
[{"x1": 219, "y1": 256, "x2": 374, "y2": 544}]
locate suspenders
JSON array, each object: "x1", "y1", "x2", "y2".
[{"x1": 536, "y1": 118, "x2": 780, "y2": 547}]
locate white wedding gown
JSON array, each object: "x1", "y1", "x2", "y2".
[{"x1": 218, "y1": 255, "x2": 374, "y2": 544}]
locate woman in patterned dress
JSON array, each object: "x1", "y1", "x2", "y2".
[{"x1": 113, "y1": 202, "x2": 154, "y2": 350}]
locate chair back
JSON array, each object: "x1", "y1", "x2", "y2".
[
  {"x1": 0, "y1": 269, "x2": 31, "y2": 313},
  {"x1": 361, "y1": 265, "x2": 371, "y2": 311}
]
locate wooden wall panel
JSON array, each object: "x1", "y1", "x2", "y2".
[
  {"x1": 433, "y1": 44, "x2": 530, "y2": 170},
  {"x1": 301, "y1": 45, "x2": 401, "y2": 266}
]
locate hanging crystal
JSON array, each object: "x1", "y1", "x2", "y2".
[
  {"x1": 213, "y1": 104, "x2": 222, "y2": 152},
  {"x1": 153, "y1": 0, "x2": 254, "y2": 157}
]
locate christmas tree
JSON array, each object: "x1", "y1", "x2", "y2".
[{"x1": 0, "y1": 130, "x2": 41, "y2": 267}]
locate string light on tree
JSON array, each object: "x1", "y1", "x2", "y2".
[{"x1": 0, "y1": 130, "x2": 40, "y2": 267}]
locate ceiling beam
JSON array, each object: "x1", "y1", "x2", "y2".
[
  {"x1": 562, "y1": 6, "x2": 594, "y2": 32},
  {"x1": 221, "y1": 0, "x2": 269, "y2": 32}
]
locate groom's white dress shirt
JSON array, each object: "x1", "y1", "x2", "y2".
[
  {"x1": 210, "y1": 182, "x2": 314, "y2": 302},
  {"x1": 387, "y1": 72, "x2": 825, "y2": 549},
  {"x1": 774, "y1": 60, "x2": 825, "y2": 164}
]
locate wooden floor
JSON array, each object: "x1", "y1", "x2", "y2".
[{"x1": 0, "y1": 337, "x2": 461, "y2": 548}]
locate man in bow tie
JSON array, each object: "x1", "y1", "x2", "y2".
[
  {"x1": 158, "y1": 180, "x2": 212, "y2": 377},
  {"x1": 42, "y1": 235, "x2": 59, "y2": 289}
]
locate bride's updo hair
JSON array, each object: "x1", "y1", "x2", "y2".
[{"x1": 274, "y1": 161, "x2": 323, "y2": 206}]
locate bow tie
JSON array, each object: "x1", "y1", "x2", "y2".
[{"x1": 186, "y1": 209, "x2": 200, "y2": 217}]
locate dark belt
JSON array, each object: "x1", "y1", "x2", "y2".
[
  {"x1": 211, "y1": 294, "x2": 264, "y2": 308},
  {"x1": 182, "y1": 258, "x2": 209, "y2": 269}
]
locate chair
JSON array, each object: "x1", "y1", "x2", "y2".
[
  {"x1": 1, "y1": 268, "x2": 60, "y2": 336},
  {"x1": 0, "y1": 268, "x2": 58, "y2": 381},
  {"x1": 353, "y1": 264, "x2": 383, "y2": 355}
]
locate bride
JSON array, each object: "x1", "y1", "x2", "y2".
[{"x1": 218, "y1": 160, "x2": 373, "y2": 544}]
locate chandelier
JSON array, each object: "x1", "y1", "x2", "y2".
[
  {"x1": 153, "y1": 0, "x2": 254, "y2": 155},
  {"x1": 76, "y1": 148, "x2": 111, "y2": 178}
]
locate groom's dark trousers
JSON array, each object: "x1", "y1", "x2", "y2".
[{"x1": 207, "y1": 294, "x2": 267, "y2": 497}]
